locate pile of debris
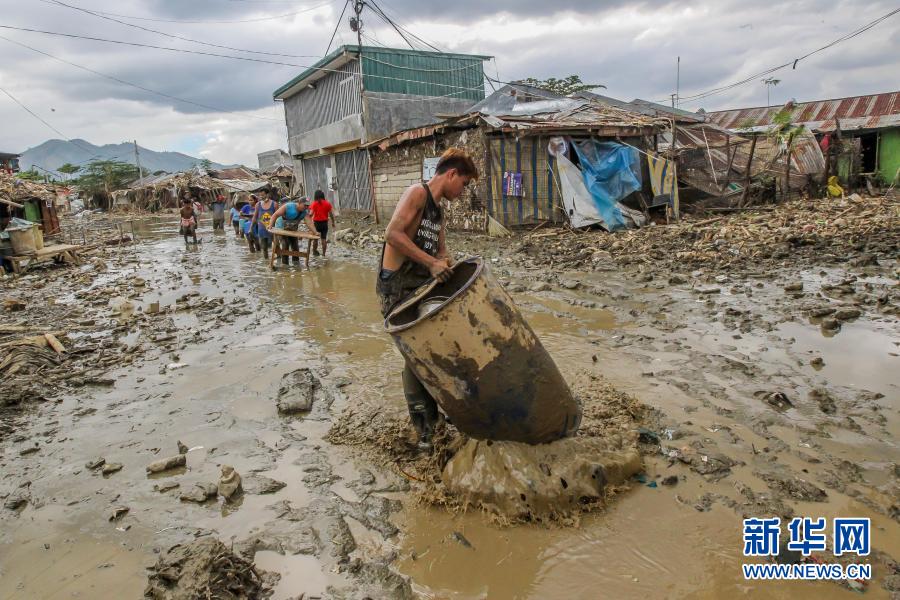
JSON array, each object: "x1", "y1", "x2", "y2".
[
  {"x1": 511, "y1": 193, "x2": 899, "y2": 274},
  {"x1": 0, "y1": 171, "x2": 58, "y2": 206},
  {"x1": 144, "y1": 537, "x2": 274, "y2": 600},
  {"x1": 333, "y1": 226, "x2": 383, "y2": 250}
]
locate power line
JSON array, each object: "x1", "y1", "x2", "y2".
[
  {"x1": 366, "y1": 1, "x2": 417, "y2": 50},
  {"x1": 0, "y1": 35, "x2": 281, "y2": 122},
  {"x1": 359, "y1": 31, "x2": 386, "y2": 47},
  {"x1": 0, "y1": 85, "x2": 100, "y2": 159},
  {"x1": 667, "y1": 7, "x2": 900, "y2": 105},
  {"x1": 82, "y1": 0, "x2": 340, "y2": 24},
  {"x1": 38, "y1": 0, "x2": 327, "y2": 59},
  {"x1": 324, "y1": 0, "x2": 350, "y2": 56},
  {"x1": 368, "y1": 0, "x2": 444, "y2": 52},
  {"x1": 0, "y1": 24, "x2": 492, "y2": 94}
]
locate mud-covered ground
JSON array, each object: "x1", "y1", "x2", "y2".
[{"x1": 1, "y1": 195, "x2": 898, "y2": 599}]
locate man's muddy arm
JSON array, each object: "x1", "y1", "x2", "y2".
[{"x1": 437, "y1": 224, "x2": 449, "y2": 263}]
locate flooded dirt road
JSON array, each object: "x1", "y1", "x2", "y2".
[{"x1": 1, "y1": 216, "x2": 897, "y2": 598}]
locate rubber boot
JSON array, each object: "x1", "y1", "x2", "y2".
[{"x1": 402, "y1": 366, "x2": 439, "y2": 450}]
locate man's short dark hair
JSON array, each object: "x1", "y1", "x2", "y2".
[
  {"x1": 435, "y1": 148, "x2": 478, "y2": 179},
  {"x1": 314, "y1": 190, "x2": 326, "y2": 201}
]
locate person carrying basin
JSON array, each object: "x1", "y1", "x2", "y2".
[{"x1": 376, "y1": 147, "x2": 478, "y2": 450}]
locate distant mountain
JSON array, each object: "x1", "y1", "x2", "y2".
[{"x1": 19, "y1": 139, "x2": 234, "y2": 178}]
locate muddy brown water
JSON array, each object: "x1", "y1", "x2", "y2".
[{"x1": 0, "y1": 218, "x2": 897, "y2": 599}]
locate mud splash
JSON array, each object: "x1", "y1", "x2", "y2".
[{"x1": 328, "y1": 370, "x2": 652, "y2": 523}]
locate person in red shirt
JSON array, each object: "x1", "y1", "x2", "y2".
[{"x1": 309, "y1": 190, "x2": 336, "y2": 256}]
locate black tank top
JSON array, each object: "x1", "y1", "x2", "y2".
[{"x1": 413, "y1": 183, "x2": 442, "y2": 258}]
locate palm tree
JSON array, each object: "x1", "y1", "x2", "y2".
[{"x1": 762, "y1": 78, "x2": 781, "y2": 107}]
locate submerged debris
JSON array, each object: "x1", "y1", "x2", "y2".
[
  {"x1": 144, "y1": 537, "x2": 272, "y2": 600},
  {"x1": 275, "y1": 368, "x2": 317, "y2": 414}
]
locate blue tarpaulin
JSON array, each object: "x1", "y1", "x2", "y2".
[{"x1": 571, "y1": 140, "x2": 642, "y2": 232}]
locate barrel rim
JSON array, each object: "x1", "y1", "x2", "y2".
[{"x1": 383, "y1": 256, "x2": 484, "y2": 334}]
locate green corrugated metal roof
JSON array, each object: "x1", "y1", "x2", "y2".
[{"x1": 273, "y1": 45, "x2": 491, "y2": 100}]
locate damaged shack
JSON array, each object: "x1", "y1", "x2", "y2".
[
  {"x1": 0, "y1": 171, "x2": 61, "y2": 236},
  {"x1": 112, "y1": 169, "x2": 270, "y2": 212},
  {"x1": 707, "y1": 90, "x2": 899, "y2": 192},
  {"x1": 367, "y1": 84, "x2": 666, "y2": 231}
]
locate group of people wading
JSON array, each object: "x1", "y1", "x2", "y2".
[{"x1": 179, "y1": 188, "x2": 335, "y2": 264}]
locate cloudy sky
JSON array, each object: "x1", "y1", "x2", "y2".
[{"x1": 1, "y1": 0, "x2": 897, "y2": 166}]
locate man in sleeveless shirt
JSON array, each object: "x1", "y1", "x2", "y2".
[{"x1": 376, "y1": 148, "x2": 478, "y2": 450}]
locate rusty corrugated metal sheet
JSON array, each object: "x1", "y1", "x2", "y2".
[{"x1": 707, "y1": 91, "x2": 900, "y2": 131}]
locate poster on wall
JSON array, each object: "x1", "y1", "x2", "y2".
[
  {"x1": 503, "y1": 171, "x2": 524, "y2": 197},
  {"x1": 422, "y1": 157, "x2": 440, "y2": 181}
]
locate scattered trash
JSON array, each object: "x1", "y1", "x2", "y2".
[
  {"x1": 101, "y1": 462, "x2": 123, "y2": 476},
  {"x1": 217, "y1": 465, "x2": 242, "y2": 501},
  {"x1": 144, "y1": 537, "x2": 270, "y2": 599},
  {"x1": 755, "y1": 391, "x2": 793, "y2": 411},
  {"x1": 85, "y1": 457, "x2": 106, "y2": 470},
  {"x1": 146, "y1": 454, "x2": 186, "y2": 474},
  {"x1": 108, "y1": 506, "x2": 129, "y2": 521},
  {"x1": 180, "y1": 482, "x2": 218, "y2": 503},
  {"x1": 450, "y1": 531, "x2": 474, "y2": 549},
  {"x1": 276, "y1": 368, "x2": 317, "y2": 414}
]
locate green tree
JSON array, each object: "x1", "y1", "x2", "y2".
[
  {"x1": 199, "y1": 158, "x2": 213, "y2": 171},
  {"x1": 57, "y1": 162, "x2": 81, "y2": 182},
  {"x1": 76, "y1": 160, "x2": 140, "y2": 198},
  {"x1": 520, "y1": 75, "x2": 605, "y2": 96}
]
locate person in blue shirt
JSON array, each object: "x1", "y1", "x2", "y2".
[
  {"x1": 269, "y1": 196, "x2": 315, "y2": 265},
  {"x1": 241, "y1": 195, "x2": 259, "y2": 252}
]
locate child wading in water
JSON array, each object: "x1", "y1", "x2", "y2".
[
  {"x1": 230, "y1": 203, "x2": 241, "y2": 236},
  {"x1": 179, "y1": 198, "x2": 198, "y2": 244},
  {"x1": 241, "y1": 195, "x2": 259, "y2": 251}
]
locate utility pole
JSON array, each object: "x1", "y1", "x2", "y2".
[
  {"x1": 670, "y1": 93, "x2": 676, "y2": 109},
  {"x1": 676, "y1": 56, "x2": 680, "y2": 109},
  {"x1": 133, "y1": 140, "x2": 144, "y2": 187},
  {"x1": 351, "y1": 0, "x2": 366, "y2": 127}
]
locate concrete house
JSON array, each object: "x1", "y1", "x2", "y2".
[{"x1": 273, "y1": 45, "x2": 490, "y2": 212}]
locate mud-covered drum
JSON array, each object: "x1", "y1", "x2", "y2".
[{"x1": 385, "y1": 256, "x2": 582, "y2": 444}]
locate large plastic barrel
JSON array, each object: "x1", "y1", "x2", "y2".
[
  {"x1": 9, "y1": 226, "x2": 37, "y2": 255},
  {"x1": 385, "y1": 257, "x2": 581, "y2": 444}
]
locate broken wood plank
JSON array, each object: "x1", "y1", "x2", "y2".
[{"x1": 44, "y1": 333, "x2": 66, "y2": 354}]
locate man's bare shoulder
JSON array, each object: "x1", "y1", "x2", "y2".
[{"x1": 398, "y1": 183, "x2": 427, "y2": 206}]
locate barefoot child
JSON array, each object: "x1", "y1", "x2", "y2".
[
  {"x1": 241, "y1": 195, "x2": 259, "y2": 252},
  {"x1": 179, "y1": 198, "x2": 198, "y2": 244}
]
